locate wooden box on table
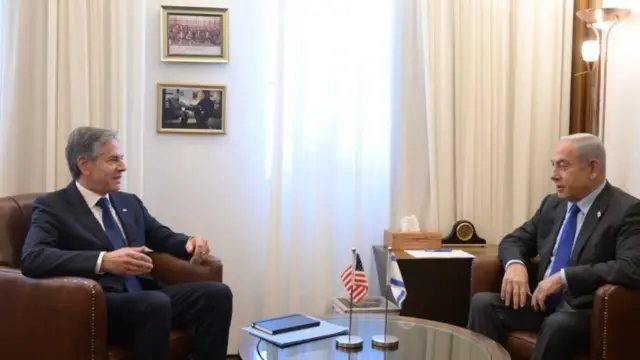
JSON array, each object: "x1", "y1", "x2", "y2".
[{"x1": 383, "y1": 230, "x2": 443, "y2": 250}]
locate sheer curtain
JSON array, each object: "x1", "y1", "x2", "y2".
[
  {"x1": 0, "y1": 0, "x2": 3, "y2": 102},
  {"x1": 0, "y1": 0, "x2": 146, "y2": 196},
  {"x1": 259, "y1": 0, "x2": 394, "y2": 317},
  {"x1": 394, "y1": 0, "x2": 574, "y2": 243}
]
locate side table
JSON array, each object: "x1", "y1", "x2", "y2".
[{"x1": 373, "y1": 245, "x2": 498, "y2": 327}]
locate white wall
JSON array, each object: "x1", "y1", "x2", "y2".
[
  {"x1": 142, "y1": 0, "x2": 272, "y2": 354},
  {"x1": 602, "y1": 1, "x2": 640, "y2": 197}
]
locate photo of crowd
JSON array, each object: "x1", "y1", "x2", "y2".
[{"x1": 166, "y1": 14, "x2": 223, "y2": 57}]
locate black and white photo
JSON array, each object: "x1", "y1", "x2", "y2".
[{"x1": 158, "y1": 83, "x2": 226, "y2": 134}]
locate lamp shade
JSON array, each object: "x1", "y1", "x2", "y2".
[
  {"x1": 581, "y1": 40, "x2": 600, "y2": 62},
  {"x1": 576, "y1": 8, "x2": 631, "y2": 29}
]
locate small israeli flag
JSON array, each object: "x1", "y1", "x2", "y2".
[{"x1": 389, "y1": 253, "x2": 407, "y2": 307}]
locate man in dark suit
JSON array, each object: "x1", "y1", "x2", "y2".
[
  {"x1": 467, "y1": 133, "x2": 640, "y2": 359},
  {"x1": 21, "y1": 126, "x2": 233, "y2": 360}
]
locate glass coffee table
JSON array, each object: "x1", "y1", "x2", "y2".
[{"x1": 238, "y1": 314, "x2": 510, "y2": 359}]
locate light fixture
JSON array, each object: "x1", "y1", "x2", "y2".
[
  {"x1": 581, "y1": 40, "x2": 599, "y2": 63},
  {"x1": 576, "y1": 7, "x2": 631, "y2": 143}
]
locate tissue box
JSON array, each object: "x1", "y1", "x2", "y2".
[{"x1": 384, "y1": 230, "x2": 443, "y2": 250}]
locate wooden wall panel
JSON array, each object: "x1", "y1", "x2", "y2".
[{"x1": 569, "y1": 0, "x2": 602, "y2": 134}]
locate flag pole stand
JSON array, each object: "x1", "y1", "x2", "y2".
[
  {"x1": 372, "y1": 247, "x2": 399, "y2": 350},
  {"x1": 336, "y1": 248, "x2": 363, "y2": 351},
  {"x1": 371, "y1": 284, "x2": 399, "y2": 349}
]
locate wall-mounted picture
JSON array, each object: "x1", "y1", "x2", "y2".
[
  {"x1": 157, "y1": 82, "x2": 226, "y2": 134},
  {"x1": 160, "y1": 5, "x2": 229, "y2": 63}
]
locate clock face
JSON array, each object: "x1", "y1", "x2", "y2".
[{"x1": 456, "y1": 222, "x2": 474, "y2": 241}]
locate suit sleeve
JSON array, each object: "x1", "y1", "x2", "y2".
[
  {"x1": 565, "y1": 202, "x2": 640, "y2": 297},
  {"x1": 21, "y1": 198, "x2": 102, "y2": 278},
  {"x1": 135, "y1": 195, "x2": 191, "y2": 260},
  {"x1": 498, "y1": 195, "x2": 550, "y2": 267}
]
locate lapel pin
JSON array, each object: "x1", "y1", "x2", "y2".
[
  {"x1": 597, "y1": 211, "x2": 601, "y2": 218},
  {"x1": 122, "y1": 209, "x2": 128, "y2": 212}
]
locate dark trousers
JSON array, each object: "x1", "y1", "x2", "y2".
[
  {"x1": 105, "y1": 281, "x2": 233, "y2": 360},
  {"x1": 467, "y1": 292, "x2": 590, "y2": 360}
]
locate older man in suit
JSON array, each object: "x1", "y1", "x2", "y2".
[
  {"x1": 467, "y1": 133, "x2": 640, "y2": 359},
  {"x1": 21, "y1": 126, "x2": 232, "y2": 360}
]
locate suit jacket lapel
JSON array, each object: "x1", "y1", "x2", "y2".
[
  {"x1": 571, "y1": 184, "x2": 612, "y2": 262},
  {"x1": 540, "y1": 203, "x2": 568, "y2": 274},
  {"x1": 109, "y1": 193, "x2": 138, "y2": 246},
  {"x1": 65, "y1": 182, "x2": 113, "y2": 250}
]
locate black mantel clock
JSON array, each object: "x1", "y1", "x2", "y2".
[{"x1": 442, "y1": 220, "x2": 487, "y2": 246}]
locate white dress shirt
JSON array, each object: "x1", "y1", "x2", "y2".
[{"x1": 75, "y1": 181, "x2": 128, "y2": 273}]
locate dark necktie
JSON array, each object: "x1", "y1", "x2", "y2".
[
  {"x1": 97, "y1": 197, "x2": 142, "y2": 292},
  {"x1": 546, "y1": 204, "x2": 581, "y2": 311}
]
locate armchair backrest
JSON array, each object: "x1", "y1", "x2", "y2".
[{"x1": 0, "y1": 194, "x2": 42, "y2": 268}]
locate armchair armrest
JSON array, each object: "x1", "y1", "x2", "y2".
[
  {"x1": 150, "y1": 253, "x2": 223, "y2": 284},
  {"x1": 470, "y1": 254, "x2": 542, "y2": 297},
  {"x1": 0, "y1": 267, "x2": 107, "y2": 360},
  {"x1": 470, "y1": 254, "x2": 503, "y2": 296},
  {"x1": 590, "y1": 284, "x2": 640, "y2": 360}
]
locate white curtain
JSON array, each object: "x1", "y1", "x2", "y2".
[
  {"x1": 393, "y1": 0, "x2": 574, "y2": 243},
  {"x1": 259, "y1": 0, "x2": 394, "y2": 317},
  {"x1": 0, "y1": 0, "x2": 146, "y2": 196}
]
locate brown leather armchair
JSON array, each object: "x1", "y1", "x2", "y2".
[
  {"x1": 470, "y1": 253, "x2": 640, "y2": 360},
  {"x1": 0, "y1": 193, "x2": 224, "y2": 360}
]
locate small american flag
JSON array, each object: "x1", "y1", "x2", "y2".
[{"x1": 341, "y1": 253, "x2": 369, "y2": 303}]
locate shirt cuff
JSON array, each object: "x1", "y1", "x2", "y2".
[
  {"x1": 95, "y1": 251, "x2": 105, "y2": 274},
  {"x1": 560, "y1": 269, "x2": 568, "y2": 288},
  {"x1": 505, "y1": 259, "x2": 524, "y2": 270}
]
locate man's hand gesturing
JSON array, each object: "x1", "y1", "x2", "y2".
[
  {"x1": 501, "y1": 262, "x2": 530, "y2": 309},
  {"x1": 185, "y1": 235, "x2": 211, "y2": 264}
]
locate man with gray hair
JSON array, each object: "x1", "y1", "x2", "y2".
[
  {"x1": 468, "y1": 133, "x2": 640, "y2": 359},
  {"x1": 21, "y1": 126, "x2": 232, "y2": 360}
]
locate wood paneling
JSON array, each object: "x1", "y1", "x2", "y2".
[{"x1": 569, "y1": 0, "x2": 602, "y2": 134}]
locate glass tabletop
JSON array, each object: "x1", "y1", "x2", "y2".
[{"x1": 239, "y1": 314, "x2": 509, "y2": 360}]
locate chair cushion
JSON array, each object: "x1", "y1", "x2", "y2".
[{"x1": 107, "y1": 329, "x2": 190, "y2": 360}]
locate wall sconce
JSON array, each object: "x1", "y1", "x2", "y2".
[{"x1": 576, "y1": 7, "x2": 631, "y2": 143}]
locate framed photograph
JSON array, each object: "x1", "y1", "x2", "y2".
[
  {"x1": 160, "y1": 6, "x2": 229, "y2": 63},
  {"x1": 157, "y1": 82, "x2": 226, "y2": 134}
]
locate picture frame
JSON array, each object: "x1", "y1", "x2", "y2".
[
  {"x1": 160, "y1": 5, "x2": 229, "y2": 63},
  {"x1": 157, "y1": 82, "x2": 227, "y2": 134}
]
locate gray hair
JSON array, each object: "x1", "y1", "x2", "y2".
[
  {"x1": 560, "y1": 133, "x2": 606, "y2": 173},
  {"x1": 65, "y1": 126, "x2": 119, "y2": 179}
]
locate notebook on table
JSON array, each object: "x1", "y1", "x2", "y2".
[
  {"x1": 243, "y1": 315, "x2": 348, "y2": 348},
  {"x1": 252, "y1": 314, "x2": 320, "y2": 335}
]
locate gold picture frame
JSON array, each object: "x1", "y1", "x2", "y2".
[
  {"x1": 157, "y1": 82, "x2": 227, "y2": 134},
  {"x1": 160, "y1": 6, "x2": 229, "y2": 63}
]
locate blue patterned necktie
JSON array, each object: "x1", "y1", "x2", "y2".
[
  {"x1": 97, "y1": 197, "x2": 142, "y2": 292},
  {"x1": 546, "y1": 203, "x2": 581, "y2": 311}
]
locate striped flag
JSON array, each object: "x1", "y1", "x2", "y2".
[
  {"x1": 341, "y1": 253, "x2": 369, "y2": 303},
  {"x1": 390, "y1": 253, "x2": 407, "y2": 306}
]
